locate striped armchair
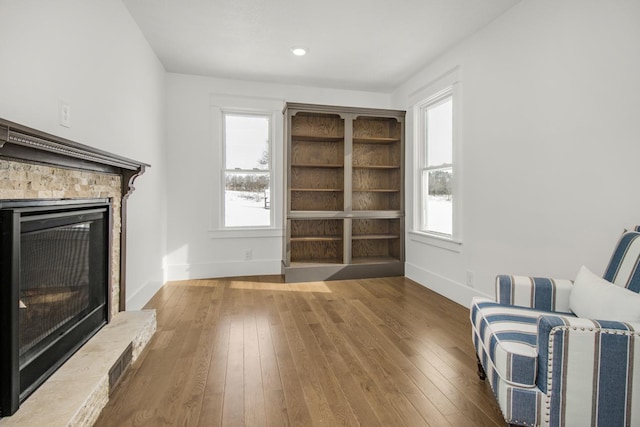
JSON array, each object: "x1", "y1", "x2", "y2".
[{"x1": 470, "y1": 227, "x2": 640, "y2": 426}]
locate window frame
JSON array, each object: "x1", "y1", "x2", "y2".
[
  {"x1": 221, "y1": 110, "x2": 274, "y2": 229},
  {"x1": 412, "y1": 81, "x2": 461, "y2": 246}
]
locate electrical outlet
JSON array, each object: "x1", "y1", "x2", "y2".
[
  {"x1": 466, "y1": 271, "x2": 474, "y2": 288},
  {"x1": 244, "y1": 249, "x2": 252, "y2": 261},
  {"x1": 59, "y1": 101, "x2": 71, "y2": 128}
]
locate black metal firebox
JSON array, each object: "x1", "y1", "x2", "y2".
[{"x1": 0, "y1": 199, "x2": 111, "y2": 416}]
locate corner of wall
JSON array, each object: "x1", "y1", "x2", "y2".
[{"x1": 126, "y1": 278, "x2": 164, "y2": 311}]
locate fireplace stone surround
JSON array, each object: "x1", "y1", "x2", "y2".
[
  {"x1": 0, "y1": 118, "x2": 156, "y2": 424},
  {"x1": 0, "y1": 160, "x2": 123, "y2": 318},
  {"x1": 0, "y1": 117, "x2": 149, "y2": 316}
]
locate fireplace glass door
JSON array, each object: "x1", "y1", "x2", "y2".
[{"x1": 0, "y1": 200, "x2": 110, "y2": 416}]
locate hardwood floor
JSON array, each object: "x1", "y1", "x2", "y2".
[{"x1": 94, "y1": 276, "x2": 504, "y2": 426}]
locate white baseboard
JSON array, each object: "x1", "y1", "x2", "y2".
[
  {"x1": 126, "y1": 279, "x2": 164, "y2": 310},
  {"x1": 164, "y1": 260, "x2": 490, "y2": 309},
  {"x1": 405, "y1": 261, "x2": 492, "y2": 308},
  {"x1": 166, "y1": 259, "x2": 282, "y2": 281}
]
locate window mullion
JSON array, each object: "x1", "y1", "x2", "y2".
[{"x1": 225, "y1": 169, "x2": 271, "y2": 173}]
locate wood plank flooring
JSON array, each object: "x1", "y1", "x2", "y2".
[{"x1": 94, "y1": 276, "x2": 504, "y2": 426}]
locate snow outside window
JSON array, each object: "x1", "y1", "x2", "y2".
[{"x1": 223, "y1": 113, "x2": 272, "y2": 227}]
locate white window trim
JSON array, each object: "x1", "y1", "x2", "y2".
[
  {"x1": 411, "y1": 68, "x2": 462, "y2": 246},
  {"x1": 208, "y1": 94, "x2": 285, "y2": 238}
]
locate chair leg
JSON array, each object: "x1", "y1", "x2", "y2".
[{"x1": 476, "y1": 355, "x2": 487, "y2": 381}]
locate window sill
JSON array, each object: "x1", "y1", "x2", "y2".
[
  {"x1": 208, "y1": 228, "x2": 283, "y2": 239},
  {"x1": 408, "y1": 230, "x2": 462, "y2": 253}
]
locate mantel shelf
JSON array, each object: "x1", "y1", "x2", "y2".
[{"x1": 0, "y1": 118, "x2": 148, "y2": 175}]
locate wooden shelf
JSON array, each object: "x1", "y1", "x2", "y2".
[
  {"x1": 290, "y1": 111, "x2": 347, "y2": 210},
  {"x1": 353, "y1": 188, "x2": 400, "y2": 193},
  {"x1": 290, "y1": 260, "x2": 343, "y2": 267},
  {"x1": 292, "y1": 135, "x2": 344, "y2": 142},
  {"x1": 290, "y1": 219, "x2": 344, "y2": 265},
  {"x1": 351, "y1": 256, "x2": 401, "y2": 264},
  {"x1": 292, "y1": 163, "x2": 343, "y2": 168},
  {"x1": 291, "y1": 188, "x2": 344, "y2": 192},
  {"x1": 291, "y1": 236, "x2": 342, "y2": 242},
  {"x1": 352, "y1": 234, "x2": 400, "y2": 240},
  {"x1": 352, "y1": 165, "x2": 399, "y2": 169},
  {"x1": 353, "y1": 137, "x2": 400, "y2": 144},
  {"x1": 290, "y1": 257, "x2": 402, "y2": 266}
]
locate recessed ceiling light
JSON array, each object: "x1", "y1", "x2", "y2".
[{"x1": 291, "y1": 47, "x2": 307, "y2": 56}]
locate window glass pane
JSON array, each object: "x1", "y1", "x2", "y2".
[
  {"x1": 225, "y1": 114, "x2": 270, "y2": 170},
  {"x1": 426, "y1": 98, "x2": 452, "y2": 167},
  {"x1": 225, "y1": 172, "x2": 270, "y2": 227},
  {"x1": 422, "y1": 168, "x2": 452, "y2": 235}
]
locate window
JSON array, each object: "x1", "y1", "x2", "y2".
[
  {"x1": 223, "y1": 112, "x2": 272, "y2": 227},
  {"x1": 416, "y1": 88, "x2": 455, "y2": 238}
]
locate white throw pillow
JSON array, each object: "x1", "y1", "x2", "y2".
[{"x1": 569, "y1": 265, "x2": 640, "y2": 323}]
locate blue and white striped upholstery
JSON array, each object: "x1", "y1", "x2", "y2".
[
  {"x1": 537, "y1": 316, "x2": 640, "y2": 426},
  {"x1": 603, "y1": 230, "x2": 640, "y2": 292},
  {"x1": 472, "y1": 228, "x2": 640, "y2": 426},
  {"x1": 471, "y1": 298, "x2": 554, "y2": 387},
  {"x1": 496, "y1": 275, "x2": 573, "y2": 313}
]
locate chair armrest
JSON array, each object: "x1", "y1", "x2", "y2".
[
  {"x1": 495, "y1": 275, "x2": 573, "y2": 313},
  {"x1": 536, "y1": 315, "x2": 640, "y2": 425}
]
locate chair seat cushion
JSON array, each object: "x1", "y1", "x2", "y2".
[{"x1": 471, "y1": 297, "x2": 576, "y2": 388}]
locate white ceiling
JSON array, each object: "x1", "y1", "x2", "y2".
[{"x1": 123, "y1": 0, "x2": 521, "y2": 92}]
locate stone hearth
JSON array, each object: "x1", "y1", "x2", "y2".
[{"x1": 0, "y1": 311, "x2": 156, "y2": 427}]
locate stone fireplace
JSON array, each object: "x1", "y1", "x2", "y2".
[
  {"x1": 0, "y1": 118, "x2": 154, "y2": 423},
  {"x1": 0, "y1": 160, "x2": 124, "y2": 318}
]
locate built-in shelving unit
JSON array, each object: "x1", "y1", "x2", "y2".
[{"x1": 283, "y1": 103, "x2": 405, "y2": 282}]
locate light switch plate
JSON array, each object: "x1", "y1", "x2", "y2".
[{"x1": 59, "y1": 101, "x2": 71, "y2": 128}]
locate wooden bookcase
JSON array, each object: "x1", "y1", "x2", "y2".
[{"x1": 283, "y1": 103, "x2": 405, "y2": 282}]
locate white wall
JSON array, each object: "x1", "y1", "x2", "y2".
[
  {"x1": 0, "y1": 0, "x2": 167, "y2": 310},
  {"x1": 165, "y1": 73, "x2": 391, "y2": 280},
  {"x1": 6, "y1": 0, "x2": 636, "y2": 310},
  {"x1": 392, "y1": 0, "x2": 640, "y2": 306}
]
